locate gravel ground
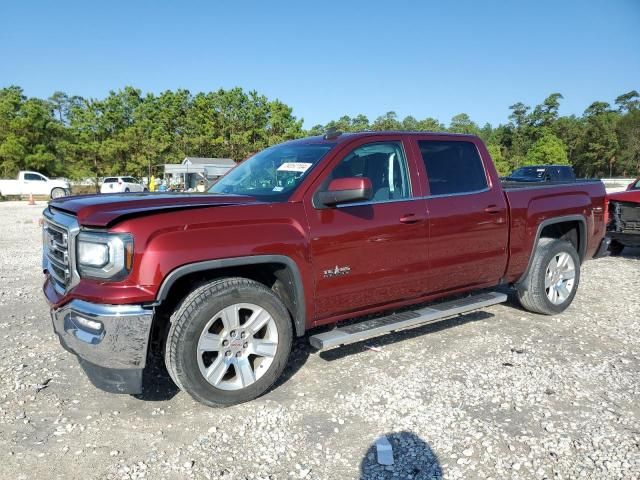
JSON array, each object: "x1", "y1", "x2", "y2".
[{"x1": 0, "y1": 200, "x2": 638, "y2": 480}]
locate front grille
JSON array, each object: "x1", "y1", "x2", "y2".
[
  {"x1": 44, "y1": 221, "x2": 70, "y2": 291},
  {"x1": 43, "y1": 209, "x2": 79, "y2": 293},
  {"x1": 608, "y1": 201, "x2": 640, "y2": 234}
]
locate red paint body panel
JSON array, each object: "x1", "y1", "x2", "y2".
[
  {"x1": 43, "y1": 132, "x2": 607, "y2": 332},
  {"x1": 503, "y1": 184, "x2": 606, "y2": 282},
  {"x1": 608, "y1": 189, "x2": 640, "y2": 204}
]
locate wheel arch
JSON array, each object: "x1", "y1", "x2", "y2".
[
  {"x1": 516, "y1": 214, "x2": 587, "y2": 286},
  {"x1": 154, "y1": 255, "x2": 306, "y2": 337}
]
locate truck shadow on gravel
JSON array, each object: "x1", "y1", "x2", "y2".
[
  {"x1": 132, "y1": 310, "x2": 495, "y2": 401},
  {"x1": 134, "y1": 337, "x2": 317, "y2": 402},
  {"x1": 134, "y1": 352, "x2": 181, "y2": 401},
  {"x1": 360, "y1": 431, "x2": 443, "y2": 479}
]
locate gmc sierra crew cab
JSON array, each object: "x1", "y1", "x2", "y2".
[{"x1": 42, "y1": 131, "x2": 609, "y2": 407}]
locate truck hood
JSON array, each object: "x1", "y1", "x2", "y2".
[
  {"x1": 49, "y1": 193, "x2": 261, "y2": 227},
  {"x1": 608, "y1": 190, "x2": 640, "y2": 204}
]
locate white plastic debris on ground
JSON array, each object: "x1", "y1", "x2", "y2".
[{"x1": 376, "y1": 435, "x2": 394, "y2": 465}]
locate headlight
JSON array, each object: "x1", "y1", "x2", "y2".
[{"x1": 76, "y1": 231, "x2": 134, "y2": 280}]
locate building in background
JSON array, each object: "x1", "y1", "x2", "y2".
[{"x1": 163, "y1": 157, "x2": 236, "y2": 190}]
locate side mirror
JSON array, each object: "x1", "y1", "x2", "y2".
[{"x1": 317, "y1": 177, "x2": 373, "y2": 207}]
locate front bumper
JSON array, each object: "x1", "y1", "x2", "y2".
[
  {"x1": 51, "y1": 299, "x2": 154, "y2": 394},
  {"x1": 609, "y1": 231, "x2": 640, "y2": 247}
]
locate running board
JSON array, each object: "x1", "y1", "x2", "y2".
[{"x1": 309, "y1": 291, "x2": 507, "y2": 350}]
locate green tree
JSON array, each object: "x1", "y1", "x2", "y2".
[
  {"x1": 617, "y1": 109, "x2": 640, "y2": 175},
  {"x1": 372, "y1": 111, "x2": 402, "y2": 131},
  {"x1": 615, "y1": 90, "x2": 640, "y2": 112},
  {"x1": 448, "y1": 113, "x2": 479, "y2": 134},
  {"x1": 416, "y1": 117, "x2": 444, "y2": 131},
  {"x1": 530, "y1": 93, "x2": 563, "y2": 127},
  {"x1": 487, "y1": 144, "x2": 511, "y2": 176},
  {"x1": 577, "y1": 102, "x2": 619, "y2": 177},
  {"x1": 525, "y1": 134, "x2": 569, "y2": 166}
]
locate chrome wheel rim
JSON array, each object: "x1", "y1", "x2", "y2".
[
  {"x1": 197, "y1": 303, "x2": 278, "y2": 391},
  {"x1": 545, "y1": 252, "x2": 576, "y2": 305},
  {"x1": 51, "y1": 188, "x2": 65, "y2": 199}
]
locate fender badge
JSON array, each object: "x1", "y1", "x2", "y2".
[{"x1": 323, "y1": 265, "x2": 351, "y2": 278}]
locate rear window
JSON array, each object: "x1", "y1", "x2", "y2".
[
  {"x1": 511, "y1": 167, "x2": 545, "y2": 179},
  {"x1": 103, "y1": 178, "x2": 116, "y2": 183},
  {"x1": 418, "y1": 141, "x2": 488, "y2": 196}
]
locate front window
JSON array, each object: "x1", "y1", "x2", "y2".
[
  {"x1": 25, "y1": 173, "x2": 45, "y2": 181},
  {"x1": 329, "y1": 142, "x2": 411, "y2": 201},
  {"x1": 209, "y1": 143, "x2": 335, "y2": 200}
]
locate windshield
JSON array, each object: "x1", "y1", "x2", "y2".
[{"x1": 209, "y1": 143, "x2": 335, "y2": 200}]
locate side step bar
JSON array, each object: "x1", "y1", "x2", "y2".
[{"x1": 309, "y1": 291, "x2": 507, "y2": 350}]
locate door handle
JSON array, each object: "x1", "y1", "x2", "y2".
[
  {"x1": 484, "y1": 205, "x2": 501, "y2": 214},
  {"x1": 399, "y1": 213, "x2": 424, "y2": 224}
]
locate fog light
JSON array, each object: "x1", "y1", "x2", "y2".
[{"x1": 74, "y1": 315, "x2": 103, "y2": 332}]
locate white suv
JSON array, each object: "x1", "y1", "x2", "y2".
[{"x1": 100, "y1": 176, "x2": 145, "y2": 194}]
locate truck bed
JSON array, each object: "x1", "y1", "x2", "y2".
[{"x1": 501, "y1": 179, "x2": 603, "y2": 190}]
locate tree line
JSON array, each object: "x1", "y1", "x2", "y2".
[{"x1": 0, "y1": 85, "x2": 638, "y2": 180}]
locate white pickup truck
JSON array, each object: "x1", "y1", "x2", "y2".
[{"x1": 0, "y1": 171, "x2": 71, "y2": 199}]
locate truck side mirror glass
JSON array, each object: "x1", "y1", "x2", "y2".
[{"x1": 317, "y1": 177, "x2": 373, "y2": 207}]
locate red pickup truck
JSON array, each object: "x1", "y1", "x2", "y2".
[
  {"x1": 42, "y1": 132, "x2": 609, "y2": 407},
  {"x1": 607, "y1": 177, "x2": 640, "y2": 255}
]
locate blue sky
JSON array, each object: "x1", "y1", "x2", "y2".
[{"x1": 1, "y1": 0, "x2": 638, "y2": 128}]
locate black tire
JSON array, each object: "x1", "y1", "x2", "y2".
[
  {"x1": 516, "y1": 238, "x2": 581, "y2": 315},
  {"x1": 50, "y1": 187, "x2": 66, "y2": 199},
  {"x1": 165, "y1": 277, "x2": 292, "y2": 407},
  {"x1": 609, "y1": 240, "x2": 625, "y2": 256},
  {"x1": 124, "y1": 187, "x2": 130, "y2": 192}
]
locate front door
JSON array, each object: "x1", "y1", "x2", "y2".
[
  {"x1": 23, "y1": 172, "x2": 49, "y2": 195},
  {"x1": 305, "y1": 137, "x2": 429, "y2": 321}
]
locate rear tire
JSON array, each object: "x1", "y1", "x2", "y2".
[
  {"x1": 516, "y1": 238, "x2": 580, "y2": 315},
  {"x1": 124, "y1": 187, "x2": 130, "y2": 193},
  {"x1": 165, "y1": 277, "x2": 292, "y2": 407}
]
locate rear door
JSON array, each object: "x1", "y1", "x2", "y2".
[
  {"x1": 304, "y1": 135, "x2": 430, "y2": 321},
  {"x1": 411, "y1": 137, "x2": 508, "y2": 294}
]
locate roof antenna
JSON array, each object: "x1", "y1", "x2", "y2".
[{"x1": 323, "y1": 128, "x2": 342, "y2": 140}]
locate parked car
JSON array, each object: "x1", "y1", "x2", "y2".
[
  {"x1": 626, "y1": 177, "x2": 640, "y2": 191},
  {"x1": 504, "y1": 165, "x2": 576, "y2": 182},
  {"x1": 0, "y1": 171, "x2": 70, "y2": 199},
  {"x1": 100, "y1": 176, "x2": 146, "y2": 193},
  {"x1": 42, "y1": 132, "x2": 608, "y2": 407},
  {"x1": 607, "y1": 178, "x2": 640, "y2": 255}
]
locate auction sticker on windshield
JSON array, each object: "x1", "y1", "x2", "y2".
[{"x1": 277, "y1": 162, "x2": 313, "y2": 173}]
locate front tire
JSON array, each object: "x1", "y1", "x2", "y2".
[
  {"x1": 516, "y1": 238, "x2": 581, "y2": 315},
  {"x1": 165, "y1": 278, "x2": 292, "y2": 407},
  {"x1": 50, "y1": 187, "x2": 66, "y2": 199}
]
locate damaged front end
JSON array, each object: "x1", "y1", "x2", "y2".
[{"x1": 608, "y1": 200, "x2": 640, "y2": 250}]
